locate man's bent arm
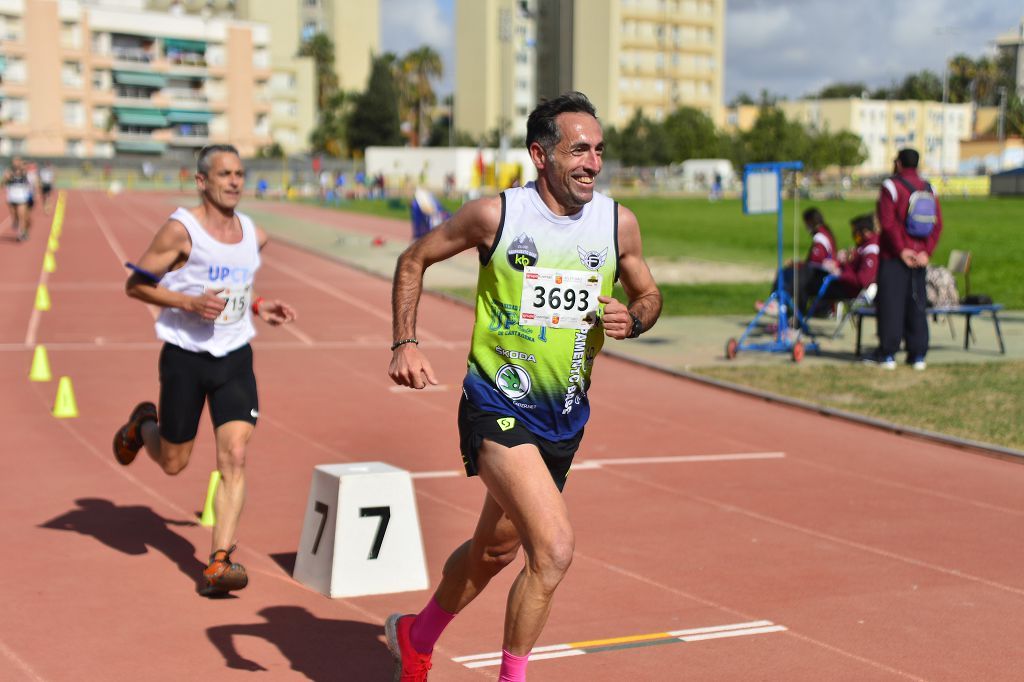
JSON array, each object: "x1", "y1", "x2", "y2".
[
  {"x1": 126, "y1": 220, "x2": 226, "y2": 321},
  {"x1": 616, "y1": 205, "x2": 662, "y2": 331},
  {"x1": 391, "y1": 197, "x2": 501, "y2": 341}
]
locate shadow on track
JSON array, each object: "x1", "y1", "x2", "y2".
[
  {"x1": 39, "y1": 497, "x2": 205, "y2": 585},
  {"x1": 207, "y1": 606, "x2": 393, "y2": 680}
]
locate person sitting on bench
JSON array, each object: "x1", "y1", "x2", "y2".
[{"x1": 809, "y1": 214, "x2": 880, "y2": 315}]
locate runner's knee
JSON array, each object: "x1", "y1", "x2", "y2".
[
  {"x1": 527, "y1": 531, "x2": 574, "y2": 586},
  {"x1": 217, "y1": 441, "x2": 247, "y2": 474}
]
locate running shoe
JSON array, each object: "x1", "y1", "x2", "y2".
[
  {"x1": 862, "y1": 354, "x2": 896, "y2": 370},
  {"x1": 112, "y1": 401, "x2": 157, "y2": 465},
  {"x1": 909, "y1": 357, "x2": 927, "y2": 371},
  {"x1": 197, "y1": 545, "x2": 248, "y2": 597},
  {"x1": 385, "y1": 613, "x2": 432, "y2": 681}
]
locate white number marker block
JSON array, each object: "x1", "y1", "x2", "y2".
[{"x1": 292, "y1": 462, "x2": 429, "y2": 598}]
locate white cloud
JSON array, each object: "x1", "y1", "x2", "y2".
[
  {"x1": 380, "y1": 0, "x2": 455, "y2": 95},
  {"x1": 726, "y1": 0, "x2": 1022, "y2": 101}
]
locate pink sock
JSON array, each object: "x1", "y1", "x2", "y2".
[
  {"x1": 409, "y1": 596, "x2": 456, "y2": 654},
  {"x1": 498, "y1": 649, "x2": 529, "y2": 681}
]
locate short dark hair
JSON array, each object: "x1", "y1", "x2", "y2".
[
  {"x1": 197, "y1": 144, "x2": 240, "y2": 175},
  {"x1": 802, "y1": 207, "x2": 825, "y2": 227},
  {"x1": 850, "y1": 213, "x2": 877, "y2": 234},
  {"x1": 896, "y1": 148, "x2": 919, "y2": 169},
  {"x1": 526, "y1": 91, "x2": 598, "y2": 155}
]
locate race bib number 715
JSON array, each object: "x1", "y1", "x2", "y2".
[
  {"x1": 518, "y1": 266, "x2": 602, "y2": 330},
  {"x1": 215, "y1": 285, "x2": 252, "y2": 325}
]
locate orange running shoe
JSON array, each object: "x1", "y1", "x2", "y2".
[
  {"x1": 112, "y1": 401, "x2": 157, "y2": 465},
  {"x1": 385, "y1": 613, "x2": 432, "y2": 681},
  {"x1": 197, "y1": 545, "x2": 248, "y2": 597}
]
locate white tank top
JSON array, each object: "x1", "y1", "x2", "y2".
[{"x1": 154, "y1": 207, "x2": 261, "y2": 357}]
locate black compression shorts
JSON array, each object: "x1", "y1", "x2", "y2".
[
  {"x1": 457, "y1": 396, "x2": 583, "y2": 491},
  {"x1": 157, "y1": 342, "x2": 258, "y2": 443}
]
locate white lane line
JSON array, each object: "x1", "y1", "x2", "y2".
[
  {"x1": 411, "y1": 452, "x2": 784, "y2": 479},
  {"x1": 680, "y1": 625, "x2": 789, "y2": 642},
  {"x1": 79, "y1": 191, "x2": 160, "y2": 322},
  {"x1": 454, "y1": 620, "x2": 788, "y2": 669},
  {"x1": 667, "y1": 619, "x2": 776, "y2": 636},
  {"x1": 0, "y1": 637, "x2": 47, "y2": 682},
  {"x1": 0, "y1": 340, "x2": 451, "y2": 352}
]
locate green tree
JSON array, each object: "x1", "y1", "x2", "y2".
[
  {"x1": 896, "y1": 70, "x2": 944, "y2": 101},
  {"x1": 400, "y1": 46, "x2": 443, "y2": 147},
  {"x1": 741, "y1": 105, "x2": 809, "y2": 164},
  {"x1": 618, "y1": 110, "x2": 671, "y2": 166},
  {"x1": 298, "y1": 33, "x2": 339, "y2": 112},
  {"x1": 814, "y1": 82, "x2": 869, "y2": 99},
  {"x1": 309, "y1": 90, "x2": 352, "y2": 157},
  {"x1": 662, "y1": 107, "x2": 721, "y2": 161},
  {"x1": 347, "y1": 54, "x2": 403, "y2": 154}
]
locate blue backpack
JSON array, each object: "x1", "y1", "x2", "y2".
[{"x1": 895, "y1": 176, "x2": 937, "y2": 238}]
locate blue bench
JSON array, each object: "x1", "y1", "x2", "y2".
[{"x1": 851, "y1": 304, "x2": 1005, "y2": 357}]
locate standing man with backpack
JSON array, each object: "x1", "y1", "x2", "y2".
[{"x1": 868, "y1": 148, "x2": 942, "y2": 370}]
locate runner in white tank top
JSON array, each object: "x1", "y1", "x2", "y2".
[{"x1": 111, "y1": 145, "x2": 297, "y2": 597}]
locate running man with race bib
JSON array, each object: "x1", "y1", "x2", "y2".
[
  {"x1": 3, "y1": 156, "x2": 34, "y2": 241},
  {"x1": 385, "y1": 92, "x2": 662, "y2": 682},
  {"x1": 112, "y1": 144, "x2": 297, "y2": 596}
]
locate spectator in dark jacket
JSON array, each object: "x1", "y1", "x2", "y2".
[{"x1": 867, "y1": 148, "x2": 943, "y2": 370}]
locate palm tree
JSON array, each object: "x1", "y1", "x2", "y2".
[
  {"x1": 400, "y1": 46, "x2": 443, "y2": 147},
  {"x1": 299, "y1": 33, "x2": 339, "y2": 112}
]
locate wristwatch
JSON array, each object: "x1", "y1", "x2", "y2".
[{"x1": 627, "y1": 312, "x2": 644, "y2": 339}]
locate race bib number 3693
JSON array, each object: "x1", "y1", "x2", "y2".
[{"x1": 518, "y1": 266, "x2": 602, "y2": 330}]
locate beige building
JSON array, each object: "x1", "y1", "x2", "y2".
[
  {"x1": 779, "y1": 98, "x2": 973, "y2": 175},
  {"x1": 0, "y1": 0, "x2": 272, "y2": 158},
  {"x1": 454, "y1": 0, "x2": 725, "y2": 141},
  {"x1": 233, "y1": 0, "x2": 379, "y2": 154}
]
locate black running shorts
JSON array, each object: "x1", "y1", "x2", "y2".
[
  {"x1": 157, "y1": 343, "x2": 258, "y2": 444},
  {"x1": 457, "y1": 396, "x2": 583, "y2": 491}
]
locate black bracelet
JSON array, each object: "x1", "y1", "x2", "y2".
[{"x1": 390, "y1": 338, "x2": 419, "y2": 351}]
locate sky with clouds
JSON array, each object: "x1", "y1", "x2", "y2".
[{"x1": 381, "y1": 0, "x2": 1022, "y2": 102}]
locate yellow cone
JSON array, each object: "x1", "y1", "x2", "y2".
[
  {"x1": 199, "y1": 470, "x2": 221, "y2": 527},
  {"x1": 52, "y1": 376, "x2": 79, "y2": 418},
  {"x1": 43, "y1": 251, "x2": 56, "y2": 273},
  {"x1": 29, "y1": 345, "x2": 52, "y2": 382},
  {"x1": 35, "y1": 284, "x2": 51, "y2": 311}
]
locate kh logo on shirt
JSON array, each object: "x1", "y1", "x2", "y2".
[{"x1": 507, "y1": 233, "x2": 538, "y2": 271}]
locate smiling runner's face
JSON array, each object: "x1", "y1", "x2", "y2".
[
  {"x1": 536, "y1": 112, "x2": 604, "y2": 216},
  {"x1": 198, "y1": 152, "x2": 245, "y2": 211}
]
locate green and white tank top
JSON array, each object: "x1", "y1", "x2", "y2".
[{"x1": 462, "y1": 182, "x2": 618, "y2": 441}]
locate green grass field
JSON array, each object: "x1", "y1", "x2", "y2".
[
  {"x1": 625, "y1": 195, "x2": 1024, "y2": 310},
  {"x1": 321, "y1": 194, "x2": 1024, "y2": 312},
  {"x1": 696, "y1": 361, "x2": 1024, "y2": 452}
]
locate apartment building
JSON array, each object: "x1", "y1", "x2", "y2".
[
  {"x1": 0, "y1": 0, "x2": 272, "y2": 158},
  {"x1": 779, "y1": 98, "x2": 973, "y2": 175},
  {"x1": 454, "y1": 0, "x2": 725, "y2": 140},
  {"x1": 454, "y1": 0, "x2": 538, "y2": 143},
  {"x1": 234, "y1": 0, "x2": 379, "y2": 155},
  {"x1": 995, "y1": 17, "x2": 1024, "y2": 98}
]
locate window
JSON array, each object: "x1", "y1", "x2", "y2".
[
  {"x1": 301, "y1": 22, "x2": 318, "y2": 41},
  {"x1": 66, "y1": 139, "x2": 84, "y2": 157},
  {"x1": 62, "y1": 62, "x2": 83, "y2": 88},
  {"x1": 4, "y1": 98, "x2": 28, "y2": 122},
  {"x1": 63, "y1": 101, "x2": 84, "y2": 126}
]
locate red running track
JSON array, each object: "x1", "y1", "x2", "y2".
[{"x1": 1, "y1": 190, "x2": 1022, "y2": 681}]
